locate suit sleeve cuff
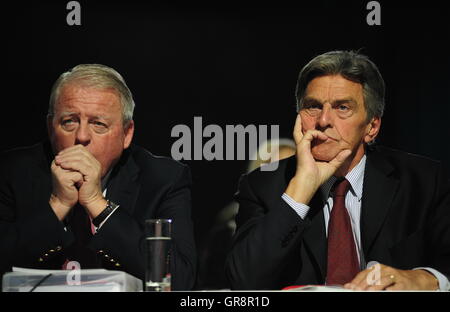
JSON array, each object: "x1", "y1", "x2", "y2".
[
  {"x1": 281, "y1": 193, "x2": 311, "y2": 220},
  {"x1": 414, "y1": 267, "x2": 450, "y2": 291}
]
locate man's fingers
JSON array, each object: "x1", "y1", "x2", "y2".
[
  {"x1": 56, "y1": 159, "x2": 94, "y2": 177},
  {"x1": 335, "y1": 149, "x2": 352, "y2": 162},
  {"x1": 68, "y1": 171, "x2": 84, "y2": 185},
  {"x1": 344, "y1": 269, "x2": 369, "y2": 290},
  {"x1": 55, "y1": 155, "x2": 82, "y2": 165},
  {"x1": 301, "y1": 129, "x2": 328, "y2": 144},
  {"x1": 366, "y1": 274, "x2": 396, "y2": 291},
  {"x1": 292, "y1": 114, "x2": 329, "y2": 150},
  {"x1": 55, "y1": 151, "x2": 100, "y2": 176},
  {"x1": 55, "y1": 155, "x2": 91, "y2": 169},
  {"x1": 293, "y1": 114, "x2": 303, "y2": 144},
  {"x1": 52, "y1": 162, "x2": 84, "y2": 187},
  {"x1": 385, "y1": 283, "x2": 402, "y2": 291},
  {"x1": 56, "y1": 150, "x2": 98, "y2": 162},
  {"x1": 52, "y1": 159, "x2": 78, "y2": 174},
  {"x1": 345, "y1": 264, "x2": 402, "y2": 291},
  {"x1": 328, "y1": 149, "x2": 352, "y2": 169},
  {"x1": 56, "y1": 145, "x2": 97, "y2": 164},
  {"x1": 57, "y1": 144, "x2": 87, "y2": 155}
]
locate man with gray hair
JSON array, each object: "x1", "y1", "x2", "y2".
[
  {"x1": 0, "y1": 64, "x2": 197, "y2": 290},
  {"x1": 226, "y1": 50, "x2": 450, "y2": 290}
]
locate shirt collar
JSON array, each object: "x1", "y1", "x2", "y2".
[{"x1": 320, "y1": 154, "x2": 366, "y2": 201}]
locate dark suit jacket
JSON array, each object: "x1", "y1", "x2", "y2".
[
  {"x1": 0, "y1": 141, "x2": 197, "y2": 290},
  {"x1": 225, "y1": 145, "x2": 450, "y2": 290}
]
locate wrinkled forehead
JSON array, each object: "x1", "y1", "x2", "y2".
[
  {"x1": 302, "y1": 75, "x2": 364, "y2": 106},
  {"x1": 305, "y1": 75, "x2": 364, "y2": 100}
]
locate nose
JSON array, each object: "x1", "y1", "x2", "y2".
[
  {"x1": 317, "y1": 104, "x2": 333, "y2": 130},
  {"x1": 75, "y1": 121, "x2": 91, "y2": 146}
]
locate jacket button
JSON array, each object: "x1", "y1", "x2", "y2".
[{"x1": 38, "y1": 257, "x2": 44, "y2": 262}]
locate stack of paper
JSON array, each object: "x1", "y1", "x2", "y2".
[
  {"x1": 283, "y1": 285, "x2": 353, "y2": 292},
  {"x1": 2, "y1": 267, "x2": 143, "y2": 292}
]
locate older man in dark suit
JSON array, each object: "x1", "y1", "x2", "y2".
[
  {"x1": 225, "y1": 51, "x2": 450, "y2": 290},
  {"x1": 0, "y1": 64, "x2": 196, "y2": 290}
]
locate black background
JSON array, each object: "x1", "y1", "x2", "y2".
[{"x1": 2, "y1": 0, "x2": 450, "y2": 287}]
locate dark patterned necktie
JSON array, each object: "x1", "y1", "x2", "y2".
[
  {"x1": 66, "y1": 204, "x2": 98, "y2": 268},
  {"x1": 326, "y1": 178, "x2": 359, "y2": 285}
]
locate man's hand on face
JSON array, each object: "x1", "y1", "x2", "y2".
[
  {"x1": 285, "y1": 114, "x2": 352, "y2": 205},
  {"x1": 54, "y1": 145, "x2": 107, "y2": 219},
  {"x1": 49, "y1": 160, "x2": 84, "y2": 221}
]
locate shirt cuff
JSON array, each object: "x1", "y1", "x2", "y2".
[
  {"x1": 414, "y1": 267, "x2": 450, "y2": 291},
  {"x1": 281, "y1": 193, "x2": 310, "y2": 220}
]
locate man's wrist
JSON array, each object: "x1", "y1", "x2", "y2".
[
  {"x1": 415, "y1": 269, "x2": 440, "y2": 290},
  {"x1": 49, "y1": 194, "x2": 72, "y2": 221},
  {"x1": 285, "y1": 177, "x2": 316, "y2": 205},
  {"x1": 84, "y1": 197, "x2": 108, "y2": 219}
]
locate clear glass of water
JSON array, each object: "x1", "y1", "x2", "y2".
[{"x1": 144, "y1": 219, "x2": 172, "y2": 291}]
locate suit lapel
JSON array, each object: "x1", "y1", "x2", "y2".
[
  {"x1": 103, "y1": 147, "x2": 140, "y2": 215},
  {"x1": 302, "y1": 193, "x2": 327, "y2": 281},
  {"x1": 360, "y1": 147, "x2": 399, "y2": 260},
  {"x1": 33, "y1": 141, "x2": 54, "y2": 211}
]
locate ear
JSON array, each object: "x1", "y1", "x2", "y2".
[
  {"x1": 123, "y1": 120, "x2": 135, "y2": 149},
  {"x1": 364, "y1": 117, "x2": 381, "y2": 143}
]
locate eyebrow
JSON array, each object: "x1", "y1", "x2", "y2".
[
  {"x1": 302, "y1": 97, "x2": 357, "y2": 106},
  {"x1": 332, "y1": 98, "x2": 357, "y2": 106},
  {"x1": 58, "y1": 112, "x2": 111, "y2": 120},
  {"x1": 59, "y1": 112, "x2": 77, "y2": 118}
]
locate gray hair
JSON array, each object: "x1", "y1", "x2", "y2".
[
  {"x1": 295, "y1": 50, "x2": 385, "y2": 122},
  {"x1": 48, "y1": 64, "x2": 135, "y2": 127}
]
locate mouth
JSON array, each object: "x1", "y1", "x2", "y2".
[
  {"x1": 325, "y1": 136, "x2": 338, "y2": 142},
  {"x1": 312, "y1": 136, "x2": 338, "y2": 146}
]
